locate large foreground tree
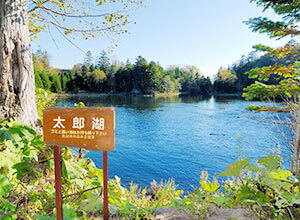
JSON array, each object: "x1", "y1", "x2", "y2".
[
  {"x1": 0, "y1": 0, "x2": 143, "y2": 127},
  {"x1": 0, "y1": 0, "x2": 38, "y2": 127}
]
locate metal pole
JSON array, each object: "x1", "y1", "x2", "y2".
[
  {"x1": 54, "y1": 145, "x2": 63, "y2": 220},
  {"x1": 103, "y1": 151, "x2": 109, "y2": 220}
]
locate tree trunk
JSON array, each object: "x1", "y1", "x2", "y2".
[{"x1": 0, "y1": 0, "x2": 39, "y2": 128}]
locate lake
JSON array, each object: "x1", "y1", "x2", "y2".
[{"x1": 55, "y1": 94, "x2": 290, "y2": 192}]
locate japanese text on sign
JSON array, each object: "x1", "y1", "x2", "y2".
[
  {"x1": 43, "y1": 107, "x2": 115, "y2": 151},
  {"x1": 53, "y1": 116, "x2": 105, "y2": 130}
]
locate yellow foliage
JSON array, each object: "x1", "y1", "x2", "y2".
[
  {"x1": 36, "y1": 61, "x2": 45, "y2": 71},
  {"x1": 216, "y1": 67, "x2": 237, "y2": 81},
  {"x1": 28, "y1": 0, "x2": 145, "y2": 40},
  {"x1": 200, "y1": 181, "x2": 220, "y2": 193},
  {"x1": 200, "y1": 171, "x2": 221, "y2": 193}
]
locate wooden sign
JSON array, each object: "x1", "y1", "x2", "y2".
[{"x1": 43, "y1": 107, "x2": 115, "y2": 151}]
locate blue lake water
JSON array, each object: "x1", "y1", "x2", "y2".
[{"x1": 55, "y1": 95, "x2": 290, "y2": 193}]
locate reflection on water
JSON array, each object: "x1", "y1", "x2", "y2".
[
  {"x1": 55, "y1": 94, "x2": 289, "y2": 192},
  {"x1": 55, "y1": 94, "x2": 213, "y2": 110}
]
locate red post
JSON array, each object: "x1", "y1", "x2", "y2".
[
  {"x1": 103, "y1": 151, "x2": 109, "y2": 220},
  {"x1": 54, "y1": 146, "x2": 63, "y2": 220}
]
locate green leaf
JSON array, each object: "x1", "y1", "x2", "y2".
[
  {"x1": 31, "y1": 135, "x2": 45, "y2": 146},
  {"x1": 0, "y1": 150, "x2": 20, "y2": 176},
  {"x1": 46, "y1": 159, "x2": 54, "y2": 169},
  {"x1": 0, "y1": 174, "x2": 13, "y2": 196},
  {"x1": 0, "y1": 129, "x2": 13, "y2": 142},
  {"x1": 293, "y1": 197, "x2": 300, "y2": 205},
  {"x1": 243, "y1": 199, "x2": 257, "y2": 205},
  {"x1": 92, "y1": 181, "x2": 101, "y2": 186},
  {"x1": 62, "y1": 159, "x2": 87, "y2": 179},
  {"x1": 80, "y1": 193, "x2": 103, "y2": 213},
  {"x1": 282, "y1": 192, "x2": 292, "y2": 203},
  {"x1": 260, "y1": 171, "x2": 293, "y2": 192},
  {"x1": 0, "y1": 196, "x2": 16, "y2": 213},
  {"x1": 237, "y1": 185, "x2": 270, "y2": 203},
  {"x1": 1, "y1": 214, "x2": 18, "y2": 220},
  {"x1": 63, "y1": 204, "x2": 78, "y2": 219},
  {"x1": 13, "y1": 157, "x2": 31, "y2": 179},
  {"x1": 252, "y1": 44, "x2": 272, "y2": 52},
  {"x1": 218, "y1": 159, "x2": 250, "y2": 177},
  {"x1": 258, "y1": 155, "x2": 280, "y2": 171},
  {"x1": 275, "y1": 197, "x2": 289, "y2": 208},
  {"x1": 8, "y1": 123, "x2": 36, "y2": 141},
  {"x1": 212, "y1": 196, "x2": 232, "y2": 206}
]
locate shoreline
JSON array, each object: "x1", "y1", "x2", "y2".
[
  {"x1": 55, "y1": 91, "x2": 243, "y2": 98},
  {"x1": 212, "y1": 92, "x2": 242, "y2": 97}
]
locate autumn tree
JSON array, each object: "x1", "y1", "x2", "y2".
[
  {"x1": 162, "y1": 75, "x2": 175, "y2": 93},
  {"x1": 213, "y1": 67, "x2": 238, "y2": 93},
  {"x1": 86, "y1": 69, "x2": 107, "y2": 92},
  {"x1": 243, "y1": 0, "x2": 300, "y2": 176},
  {"x1": 0, "y1": 0, "x2": 144, "y2": 127},
  {"x1": 33, "y1": 48, "x2": 50, "y2": 71}
]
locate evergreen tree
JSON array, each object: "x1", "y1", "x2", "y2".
[
  {"x1": 50, "y1": 74, "x2": 62, "y2": 93},
  {"x1": 39, "y1": 70, "x2": 51, "y2": 90},
  {"x1": 132, "y1": 56, "x2": 149, "y2": 93},
  {"x1": 59, "y1": 71, "x2": 69, "y2": 91},
  {"x1": 65, "y1": 71, "x2": 77, "y2": 92},
  {"x1": 83, "y1": 51, "x2": 93, "y2": 68},
  {"x1": 34, "y1": 69, "x2": 43, "y2": 88},
  {"x1": 96, "y1": 50, "x2": 110, "y2": 72}
]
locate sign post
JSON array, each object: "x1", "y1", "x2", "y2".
[
  {"x1": 54, "y1": 145, "x2": 63, "y2": 220},
  {"x1": 43, "y1": 107, "x2": 115, "y2": 220},
  {"x1": 103, "y1": 151, "x2": 108, "y2": 219}
]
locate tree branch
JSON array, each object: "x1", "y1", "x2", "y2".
[
  {"x1": 39, "y1": 5, "x2": 121, "y2": 18},
  {"x1": 53, "y1": 23, "x2": 86, "y2": 54},
  {"x1": 29, "y1": 0, "x2": 51, "y2": 13},
  {"x1": 63, "y1": 186, "x2": 102, "y2": 199},
  {"x1": 40, "y1": 17, "x2": 120, "y2": 33}
]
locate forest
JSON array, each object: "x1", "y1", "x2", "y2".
[
  {"x1": 34, "y1": 40, "x2": 299, "y2": 97},
  {"x1": 34, "y1": 50, "x2": 212, "y2": 95}
]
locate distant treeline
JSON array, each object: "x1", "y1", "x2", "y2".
[
  {"x1": 34, "y1": 50, "x2": 213, "y2": 95},
  {"x1": 33, "y1": 41, "x2": 298, "y2": 95}
]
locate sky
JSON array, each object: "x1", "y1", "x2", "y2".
[{"x1": 31, "y1": 0, "x2": 292, "y2": 77}]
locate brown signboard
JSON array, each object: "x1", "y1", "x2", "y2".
[{"x1": 43, "y1": 107, "x2": 115, "y2": 151}]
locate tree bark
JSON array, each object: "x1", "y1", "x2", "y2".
[{"x1": 0, "y1": 0, "x2": 39, "y2": 127}]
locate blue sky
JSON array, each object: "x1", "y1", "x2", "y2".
[{"x1": 32, "y1": 0, "x2": 292, "y2": 77}]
